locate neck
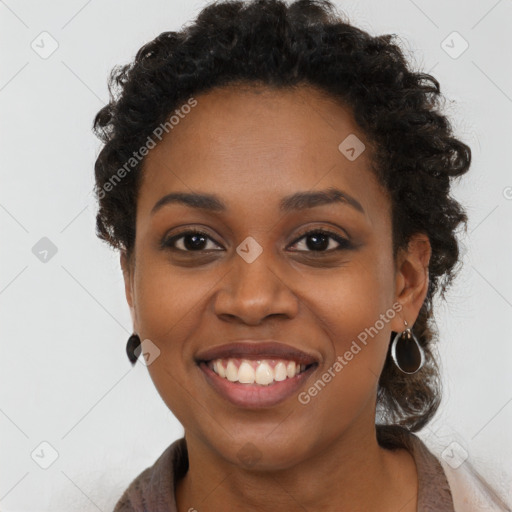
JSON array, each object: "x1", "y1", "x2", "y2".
[{"x1": 175, "y1": 418, "x2": 418, "y2": 512}]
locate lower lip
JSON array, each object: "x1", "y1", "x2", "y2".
[{"x1": 198, "y1": 362, "x2": 317, "y2": 408}]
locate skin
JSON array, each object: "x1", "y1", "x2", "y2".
[{"x1": 121, "y1": 83, "x2": 431, "y2": 512}]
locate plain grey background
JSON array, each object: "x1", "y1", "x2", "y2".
[{"x1": 1, "y1": 0, "x2": 511, "y2": 510}]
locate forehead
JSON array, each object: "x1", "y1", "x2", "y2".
[
  {"x1": 147, "y1": 83, "x2": 365, "y2": 164},
  {"x1": 138, "y1": 83, "x2": 388, "y2": 221}
]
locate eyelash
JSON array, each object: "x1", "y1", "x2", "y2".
[{"x1": 161, "y1": 228, "x2": 352, "y2": 254}]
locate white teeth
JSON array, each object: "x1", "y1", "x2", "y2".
[
  {"x1": 238, "y1": 361, "x2": 255, "y2": 384},
  {"x1": 255, "y1": 362, "x2": 273, "y2": 385},
  {"x1": 274, "y1": 362, "x2": 287, "y2": 381},
  {"x1": 217, "y1": 360, "x2": 226, "y2": 378},
  {"x1": 209, "y1": 358, "x2": 310, "y2": 385},
  {"x1": 226, "y1": 360, "x2": 238, "y2": 382}
]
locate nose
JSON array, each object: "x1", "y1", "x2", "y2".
[{"x1": 213, "y1": 250, "x2": 299, "y2": 325}]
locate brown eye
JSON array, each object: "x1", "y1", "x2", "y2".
[
  {"x1": 161, "y1": 230, "x2": 223, "y2": 252},
  {"x1": 161, "y1": 228, "x2": 352, "y2": 254},
  {"x1": 289, "y1": 230, "x2": 352, "y2": 253}
]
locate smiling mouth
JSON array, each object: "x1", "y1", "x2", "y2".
[
  {"x1": 194, "y1": 340, "x2": 320, "y2": 407},
  {"x1": 205, "y1": 357, "x2": 317, "y2": 386},
  {"x1": 197, "y1": 358, "x2": 318, "y2": 408}
]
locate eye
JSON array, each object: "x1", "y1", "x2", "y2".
[
  {"x1": 288, "y1": 229, "x2": 351, "y2": 253},
  {"x1": 161, "y1": 228, "x2": 352, "y2": 253},
  {"x1": 161, "y1": 229, "x2": 223, "y2": 252}
]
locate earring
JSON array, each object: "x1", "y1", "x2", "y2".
[
  {"x1": 390, "y1": 320, "x2": 425, "y2": 374},
  {"x1": 126, "y1": 333, "x2": 141, "y2": 365}
]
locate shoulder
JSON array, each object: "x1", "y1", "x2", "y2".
[
  {"x1": 113, "y1": 437, "x2": 188, "y2": 512},
  {"x1": 440, "y1": 458, "x2": 512, "y2": 512},
  {"x1": 377, "y1": 424, "x2": 512, "y2": 511},
  {"x1": 409, "y1": 428, "x2": 511, "y2": 512},
  {"x1": 113, "y1": 465, "x2": 153, "y2": 512}
]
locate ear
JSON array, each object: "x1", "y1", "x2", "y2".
[
  {"x1": 390, "y1": 233, "x2": 431, "y2": 333},
  {"x1": 120, "y1": 250, "x2": 137, "y2": 332}
]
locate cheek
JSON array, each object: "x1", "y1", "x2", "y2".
[
  {"x1": 132, "y1": 257, "x2": 210, "y2": 422},
  {"x1": 133, "y1": 254, "x2": 211, "y2": 342},
  {"x1": 295, "y1": 256, "x2": 396, "y2": 438},
  {"x1": 131, "y1": 254, "x2": 206, "y2": 389},
  {"x1": 313, "y1": 251, "x2": 396, "y2": 372}
]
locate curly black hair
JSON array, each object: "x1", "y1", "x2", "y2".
[{"x1": 93, "y1": 0, "x2": 471, "y2": 432}]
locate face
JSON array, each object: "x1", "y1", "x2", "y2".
[{"x1": 121, "y1": 83, "x2": 430, "y2": 469}]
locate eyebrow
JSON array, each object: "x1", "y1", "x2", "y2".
[{"x1": 150, "y1": 187, "x2": 365, "y2": 216}]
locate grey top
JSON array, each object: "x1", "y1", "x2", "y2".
[{"x1": 113, "y1": 424, "x2": 455, "y2": 511}]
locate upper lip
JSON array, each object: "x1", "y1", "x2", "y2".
[{"x1": 195, "y1": 341, "x2": 319, "y2": 366}]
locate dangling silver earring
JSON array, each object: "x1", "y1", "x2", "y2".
[{"x1": 391, "y1": 320, "x2": 425, "y2": 374}]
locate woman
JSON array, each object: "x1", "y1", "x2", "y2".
[{"x1": 93, "y1": 0, "x2": 510, "y2": 510}]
